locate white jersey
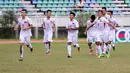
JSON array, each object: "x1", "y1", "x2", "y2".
[
  {"x1": 95, "y1": 17, "x2": 109, "y2": 34},
  {"x1": 104, "y1": 14, "x2": 110, "y2": 20},
  {"x1": 87, "y1": 20, "x2": 97, "y2": 36},
  {"x1": 66, "y1": 19, "x2": 79, "y2": 35},
  {"x1": 18, "y1": 16, "x2": 32, "y2": 37},
  {"x1": 103, "y1": 14, "x2": 111, "y2": 31},
  {"x1": 42, "y1": 18, "x2": 55, "y2": 35},
  {"x1": 109, "y1": 17, "x2": 118, "y2": 31},
  {"x1": 87, "y1": 20, "x2": 97, "y2": 32}
]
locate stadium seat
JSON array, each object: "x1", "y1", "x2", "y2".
[
  {"x1": 111, "y1": 4, "x2": 116, "y2": 8},
  {"x1": 37, "y1": 4, "x2": 42, "y2": 8},
  {"x1": 96, "y1": 0, "x2": 102, "y2": 3},
  {"x1": 0, "y1": 4, "x2": 3, "y2": 8},
  {"x1": 102, "y1": 0, "x2": 107, "y2": 3},
  {"x1": 0, "y1": 1, "x2": 4, "y2": 4},
  {"x1": 107, "y1": 0, "x2": 112, "y2": 3},
  {"x1": 42, "y1": 4, "x2": 47, "y2": 8},
  {"x1": 37, "y1": 0, "x2": 42, "y2": 3},
  {"x1": 105, "y1": 4, "x2": 110, "y2": 7},
  {"x1": 9, "y1": 4, "x2": 14, "y2": 8},
  {"x1": 91, "y1": 0, "x2": 96, "y2": 3},
  {"x1": 100, "y1": 4, "x2": 105, "y2": 7},
  {"x1": 63, "y1": 4, "x2": 68, "y2": 8},
  {"x1": 128, "y1": 4, "x2": 130, "y2": 7},
  {"x1": 125, "y1": 0, "x2": 130, "y2": 3}
]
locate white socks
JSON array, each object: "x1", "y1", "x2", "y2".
[
  {"x1": 67, "y1": 45, "x2": 72, "y2": 56},
  {"x1": 29, "y1": 43, "x2": 32, "y2": 49},
  {"x1": 97, "y1": 45, "x2": 102, "y2": 55},
  {"x1": 107, "y1": 44, "x2": 111, "y2": 53},
  {"x1": 75, "y1": 44, "x2": 80, "y2": 48},
  {"x1": 20, "y1": 46, "x2": 24, "y2": 58},
  {"x1": 103, "y1": 44, "x2": 107, "y2": 54},
  {"x1": 96, "y1": 45, "x2": 99, "y2": 54},
  {"x1": 45, "y1": 44, "x2": 50, "y2": 52}
]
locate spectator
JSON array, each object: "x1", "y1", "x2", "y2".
[{"x1": 78, "y1": 0, "x2": 84, "y2": 12}]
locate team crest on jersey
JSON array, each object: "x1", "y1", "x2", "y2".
[
  {"x1": 24, "y1": 21, "x2": 27, "y2": 23},
  {"x1": 50, "y1": 21, "x2": 53, "y2": 23},
  {"x1": 72, "y1": 22, "x2": 75, "y2": 24}
]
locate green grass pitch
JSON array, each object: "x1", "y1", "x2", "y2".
[{"x1": 0, "y1": 42, "x2": 130, "y2": 73}]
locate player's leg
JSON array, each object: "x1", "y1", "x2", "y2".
[
  {"x1": 102, "y1": 43, "x2": 107, "y2": 54},
  {"x1": 102, "y1": 34, "x2": 108, "y2": 55},
  {"x1": 95, "y1": 35, "x2": 103, "y2": 58},
  {"x1": 72, "y1": 35, "x2": 80, "y2": 52},
  {"x1": 95, "y1": 45, "x2": 99, "y2": 56},
  {"x1": 105, "y1": 41, "x2": 111, "y2": 58},
  {"x1": 44, "y1": 35, "x2": 50, "y2": 55},
  {"x1": 46, "y1": 33, "x2": 53, "y2": 55},
  {"x1": 111, "y1": 31, "x2": 116, "y2": 51},
  {"x1": 88, "y1": 37, "x2": 94, "y2": 55},
  {"x1": 25, "y1": 36, "x2": 33, "y2": 52},
  {"x1": 104, "y1": 34, "x2": 111, "y2": 58},
  {"x1": 67, "y1": 35, "x2": 72, "y2": 58},
  {"x1": 19, "y1": 36, "x2": 25, "y2": 61}
]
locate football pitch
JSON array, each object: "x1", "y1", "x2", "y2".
[{"x1": 0, "y1": 42, "x2": 130, "y2": 73}]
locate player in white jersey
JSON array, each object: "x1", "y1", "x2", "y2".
[
  {"x1": 14, "y1": 9, "x2": 33, "y2": 61},
  {"x1": 42, "y1": 10, "x2": 55, "y2": 56},
  {"x1": 95, "y1": 10, "x2": 116, "y2": 58},
  {"x1": 102, "y1": 7, "x2": 111, "y2": 55},
  {"x1": 108, "y1": 11, "x2": 119, "y2": 51},
  {"x1": 84, "y1": 15, "x2": 97, "y2": 55},
  {"x1": 66, "y1": 12, "x2": 80, "y2": 58}
]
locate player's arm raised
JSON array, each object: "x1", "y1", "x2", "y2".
[
  {"x1": 104, "y1": 18, "x2": 117, "y2": 30},
  {"x1": 84, "y1": 22, "x2": 95, "y2": 35},
  {"x1": 108, "y1": 22, "x2": 116, "y2": 30}
]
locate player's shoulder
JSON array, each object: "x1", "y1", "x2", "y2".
[
  {"x1": 43, "y1": 18, "x2": 47, "y2": 21},
  {"x1": 111, "y1": 17, "x2": 116, "y2": 21},
  {"x1": 73, "y1": 19, "x2": 78, "y2": 23},
  {"x1": 106, "y1": 14, "x2": 110, "y2": 18},
  {"x1": 101, "y1": 16, "x2": 106, "y2": 20},
  {"x1": 50, "y1": 18, "x2": 55, "y2": 20},
  {"x1": 18, "y1": 17, "x2": 22, "y2": 21},
  {"x1": 26, "y1": 16, "x2": 31, "y2": 20}
]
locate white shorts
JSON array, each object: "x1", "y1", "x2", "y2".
[
  {"x1": 95, "y1": 31, "x2": 109, "y2": 43},
  {"x1": 109, "y1": 30, "x2": 116, "y2": 42},
  {"x1": 87, "y1": 32, "x2": 96, "y2": 43},
  {"x1": 95, "y1": 33, "x2": 102, "y2": 42},
  {"x1": 101, "y1": 34, "x2": 109, "y2": 43},
  {"x1": 68, "y1": 34, "x2": 78, "y2": 45},
  {"x1": 88, "y1": 36, "x2": 96, "y2": 43},
  {"x1": 43, "y1": 33, "x2": 53, "y2": 42},
  {"x1": 19, "y1": 35, "x2": 31, "y2": 45}
]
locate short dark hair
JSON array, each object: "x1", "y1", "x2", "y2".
[
  {"x1": 47, "y1": 10, "x2": 52, "y2": 13},
  {"x1": 70, "y1": 12, "x2": 76, "y2": 16},
  {"x1": 91, "y1": 15, "x2": 96, "y2": 20},
  {"x1": 102, "y1": 7, "x2": 107, "y2": 11},
  {"x1": 108, "y1": 10, "x2": 113, "y2": 15},
  {"x1": 22, "y1": 9, "x2": 27, "y2": 13},
  {"x1": 97, "y1": 10, "x2": 103, "y2": 13}
]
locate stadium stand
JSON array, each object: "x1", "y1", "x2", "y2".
[{"x1": 0, "y1": 0, "x2": 130, "y2": 15}]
